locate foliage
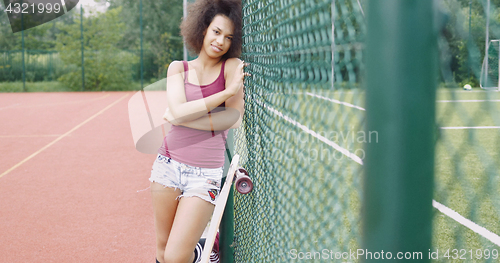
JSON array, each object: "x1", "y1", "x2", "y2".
[
  {"x1": 155, "y1": 32, "x2": 178, "y2": 79},
  {"x1": 0, "y1": 0, "x2": 183, "y2": 85},
  {"x1": 55, "y1": 6, "x2": 137, "y2": 91},
  {"x1": 6, "y1": 0, "x2": 500, "y2": 89},
  {"x1": 0, "y1": 1, "x2": 77, "y2": 50},
  {"x1": 106, "y1": 0, "x2": 184, "y2": 79},
  {"x1": 440, "y1": 0, "x2": 500, "y2": 87}
]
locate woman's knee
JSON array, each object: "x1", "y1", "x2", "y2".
[{"x1": 156, "y1": 233, "x2": 168, "y2": 248}]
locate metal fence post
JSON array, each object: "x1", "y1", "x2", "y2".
[
  {"x1": 21, "y1": 6, "x2": 26, "y2": 92},
  {"x1": 363, "y1": 0, "x2": 437, "y2": 261},
  {"x1": 220, "y1": 129, "x2": 235, "y2": 263},
  {"x1": 80, "y1": 5, "x2": 84, "y2": 91}
]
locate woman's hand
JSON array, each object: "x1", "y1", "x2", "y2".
[
  {"x1": 227, "y1": 60, "x2": 250, "y2": 96},
  {"x1": 163, "y1": 108, "x2": 179, "y2": 125}
]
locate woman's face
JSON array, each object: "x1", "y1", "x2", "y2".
[{"x1": 202, "y1": 15, "x2": 234, "y2": 58}]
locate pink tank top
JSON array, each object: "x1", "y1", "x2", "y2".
[{"x1": 158, "y1": 60, "x2": 228, "y2": 168}]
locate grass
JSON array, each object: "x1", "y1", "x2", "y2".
[
  {"x1": 433, "y1": 89, "x2": 500, "y2": 262},
  {"x1": 0, "y1": 81, "x2": 154, "y2": 92},
  {"x1": 233, "y1": 87, "x2": 499, "y2": 262},
  {"x1": 0, "y1": 81, "x2": 74, "y2": 92}
]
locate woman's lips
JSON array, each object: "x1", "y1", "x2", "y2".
[{"x1": 211, "y1": 45, "x2": 223, "y2": 52}]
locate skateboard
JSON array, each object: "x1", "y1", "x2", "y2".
[{"x1": 200, "y1": 154, "x2": 253, "y2": 263}]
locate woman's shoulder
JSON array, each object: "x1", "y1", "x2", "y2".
[
  {"x1": 167, "y1": 60, "x2": 185, "y2": 77},
  {"x1": 224, "y1": 58, "x2": 242, "y2": 77},
  {"x1": 225, "y1": 58, "x2": 242, "y2": 67}
]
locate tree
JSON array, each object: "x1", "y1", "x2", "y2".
[
  {"x1": 55, "y1": 6, "x2": 137, "y2": 90},
  {"x1": 106, "y1": 0, "x2": 184, "y2": 78},
  {"x1": 439, "y1": 0, "x2": 500, "y2": 86},
  {"x1": 0, "y1": 3, "x2": 78, "y2": 51}
]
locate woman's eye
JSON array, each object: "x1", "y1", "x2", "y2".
[{"x1": 214, "y1": 30, "x2": 219, "y2": 34}]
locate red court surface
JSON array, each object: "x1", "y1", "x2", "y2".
[{"x1": 0, "y1": 92, "x2": 158, "y2": 262}]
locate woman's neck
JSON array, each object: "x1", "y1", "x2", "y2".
[{"x1": 193, "y1": 51, "x2": 224, "y2": 70}]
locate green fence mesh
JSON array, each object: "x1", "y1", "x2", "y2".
[
  {"x1": 0, "y1": 49, "x2": 159, "y2": 85},
  {"x1": 233, "y1": 0, "x2": 366, "y2": 261},
  {"x1": 433, "y1": 1, "x2": 500, "y2": 262},
  {"x1": 0, "y1": 50, "x2": 60, "y2": 82},
  {"x1": 232, "y1": 0, "x2": 500, "y2": 262}
]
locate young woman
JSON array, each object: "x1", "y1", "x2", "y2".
[{"x1": 149, "y1": 0, "x2": 247, "y2": 262}]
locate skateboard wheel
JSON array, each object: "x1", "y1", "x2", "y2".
[
  {"x1": 237, "y1": 167, "x2": 249, "y2": 177},
  {"x1": 235, "y1": 168, "x2": 253, "y2": 194}
]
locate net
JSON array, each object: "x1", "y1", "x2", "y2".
[
  {"x1": 232, "y1": 0, "x2": 366, "y2": 261},
  {"x1": 480, "y1": 40, "x2": 500, "y2": 90}
]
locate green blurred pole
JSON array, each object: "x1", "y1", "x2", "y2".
[
  {"x1": 363, "y1": 0, "x2": 436, "y2": 262},
  {"x1": 80, "y1": 5, "x2": 84, "y2": 91},
  {"x1": 485, "y1": 0, "x2": 490, "y2": 83},
  {"x1": 140, "y1": 0, "x2": 144, "y2": 90},
  {"x1": 468, "y1": 0, "x2": 471, "y2": 81},
  {"x1": 21, "y1": 8, "x2": 25, "y2": 92},
  {"x1": 183, "y1": 0, "x2": 197, "y2": 61},
  {"x1": 183, "y1": 0, "x2": 187, "y2": 62},
  {"x1": 220, "y1": 129, "x2": 235, "y2": 263}
]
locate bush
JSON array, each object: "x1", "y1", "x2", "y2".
[{"x1": 55, "y1": 7, "x2": 138, "y2": 91}]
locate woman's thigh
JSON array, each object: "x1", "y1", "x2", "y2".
[
  {"x1": 164, "y1": 196, "x2": 215, "y2": 262},
  {"x1": 151, "y1": 182, "x2": 182, "y2": 249}
]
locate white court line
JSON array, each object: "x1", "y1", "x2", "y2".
[
  {"x1": 439, "y1": 90, "x2": 500, "y2": 93},
  {"x1": 433, "y1": 200, "x2": 500, "y2": 246},
  {"x1": 0, "y1": 103, "x2": 20, "y2": 110},
  {"x1": 305, "y1": 92, "x2": 366, "y2": 111},
  {"x1": 256, "y1": 98, "x2": 363, "y2": 165},
  {"x1": 274, "y1": 92, "x2": 500, "y2": 107},
  {"x1": 0, "y1": 94, "x2": 110, "y2": 110},
  {"x1": 0, "y1": 134, "x2": 63, "y2": 138},
  {"x1": 437, "y1": 99, "x2": 500, "y2": 103},
  {"x1": 255, "y1": 97, "x2": 500, "y2": 246},
  {"x1": 19, "y1": 94, "x2": 111, "y2": 108},
  {"x1": 0, "y1": 93, "x2": 129, "y2": 179},
  {"x1": 440, "y1": 126, "x2": 500, "y2": 130}
]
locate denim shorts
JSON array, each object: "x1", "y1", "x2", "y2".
[{"x1": 149, "y1": 154, "x2": 223, "y2": 205}]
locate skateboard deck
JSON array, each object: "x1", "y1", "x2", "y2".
[{"x1": 200, "y1": 154, "x2": 253, "y2": 263}]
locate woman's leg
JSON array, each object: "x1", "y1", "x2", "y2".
[
  {"x1": 163, "y1": 197, "x2": 215, "y2": 263},
  {"x1": 151, "y1": 182, "x2": 182, "y2": 263}
]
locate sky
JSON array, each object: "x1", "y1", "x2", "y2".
[{"x1": 76, "y1": 0, "x2": 110, "y2": 16}]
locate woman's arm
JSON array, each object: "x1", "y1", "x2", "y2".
[
  {"x1": 223, "y1": 58, "x2": 246, "y2": 127},
  {"x1": 167, "y1": 107, "x2": 241, "y2": 131},
  {"x1": 170, "y1": 58, "x2": 246, "y2": 130},
  {"x1": 166, "y1": 60, "x2": 246, "y2": 124},
  {"x1": 164, "y1": 86, "x2": 243, "y2": 130}
]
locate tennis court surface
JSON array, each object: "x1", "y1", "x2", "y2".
[{"x1": 0, "y1": 92, "x2": 157, "y2": 262}]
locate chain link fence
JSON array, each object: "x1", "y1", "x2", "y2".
[
  {"x1": 433, "y1": 1, "x2": 500, "y2": 261},
  {"x1": 231, "y1": 0, "x2": 500, "y2": 262},
  {"x1": 233, "y1": 0, "x2": 365, "y2": 261}
]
